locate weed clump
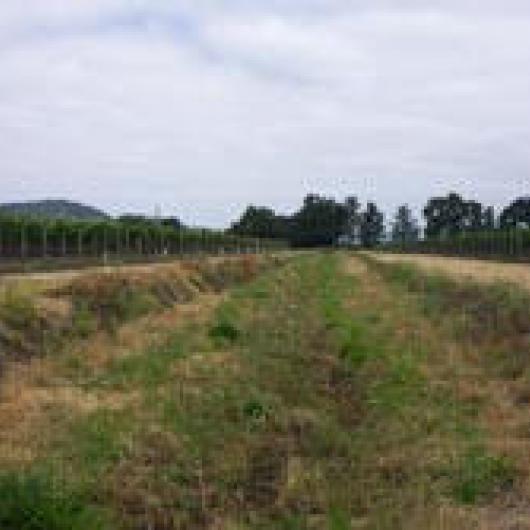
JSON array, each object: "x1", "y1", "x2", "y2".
[
  {"x1": 209, "y1": 320, "x2": 241, "y2": 343},
  {"x1": 66, "y1": 275, "x2": 158, "y2": 333},
  {"x1": 0, "y1": 470, "x2": 109, "y2": 530},
  {"x1": 0, "y1": 287, "x2": 70, "y2": 360},
  {"x1": 190, "y1": 256, "x2": 261, "y2": 292},
  {"x1": 449, "y1": 448, "x2": 515, "y2": 504}
]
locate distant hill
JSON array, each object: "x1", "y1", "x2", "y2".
[{"x1": 0, "y1": 200, "x2": 109, "y2": 220}]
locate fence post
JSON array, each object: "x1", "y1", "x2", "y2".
[
  {"x1": 180, "y1": 228, "x2": 184, "y2": 256},
  {"x1": 42, "y1": 223, "x2": 48, "y2": 258},
  {"x1": 116, "y1": 226, "x2": 121, "y2": 257},
  {"x1": 103, "y1": 228, "x2": 108, "y2": 259},
  {"x1": 62, "y1": 228, "x2": 67, "y2": 257},
  {"x1": 21, "y1": 221, "x2": 27, "y2": 260}
]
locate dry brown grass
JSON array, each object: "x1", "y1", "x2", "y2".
[
  {"x1": 346, "y1": 255, "x2": 530, "y2": 529},
  {"x1": 356, "y1": 253, "x2": 530, "y2": 529},
  {"x1": 0, "y1": 253, "x2": 285, "y2": 478},
  {"x1": 367, "y1": 251, "x2": 530, "y2": 290},
  {"x1": 0, "y1": 291, "x2": 223, "y2": 468},
  {"x1": 0, "y1": 256, "x2": 266, "y2": 471},
  {"x1": 0, "y1": 254, "x2": 275, "y2": 297},
  {"x1": 0, "y1": 254, "x2": 279, "y2": 368}
]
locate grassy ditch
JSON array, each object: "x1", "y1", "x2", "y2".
[
  {"x1": 361, "y1": 254, "x2": 530, "y2": 379},
  {"x1": 0, "y1": 255, "x2": 285, "y2": 370},
  {"x1": 357, "y1": 253, "x2": 530, "y2": 515},
  {"x1": 0, "y1": 252, "x2": 520, "y2": 529}
]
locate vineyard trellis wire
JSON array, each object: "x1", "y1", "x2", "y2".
[
  {"x1": 0, "y1": 215, "x2": 287, "y2": 262},
  {"x1": 385, "y1": 228, "x2": 530, "y2": 261}
]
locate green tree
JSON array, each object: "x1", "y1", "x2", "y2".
[
  {"x1": 360, "y1": 202, "x2": 384, "y2": 248},
  {"x1": 482, "y1": 206, "x2": 496, "y2": 230},
  {"x1": 230, "y1": 206, "x2": 281, "y2": 239},
  {"x1": 292, "y1": 194, "x2": 347, "y2": 247},
  {"x1": 424, "y1": 193, "x2": 485, "y2": 237},
  {"x1": 500, "y1": 197, "x2": 530, "y2": 229},
  {"x1": 391, "y1": 205, "x2": 419, "y2": 245},
  {"x1": 343, "y1": 196, "x2": 361, "y2": 243}
]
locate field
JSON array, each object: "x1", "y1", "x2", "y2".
[
  {"x1": 367, "y1": 251, "x2": 530, "y2": 289},
  {"x1": 1, "y1": 251, "x2": 530, "y2": 529}
]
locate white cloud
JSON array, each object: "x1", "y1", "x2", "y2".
[{"x1": 0, "y1": 1, "x2": 529, "y2": 226}]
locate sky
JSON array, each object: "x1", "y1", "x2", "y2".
[{"x1": 0, "y1": 1, "x2": 529, "y2": 227}]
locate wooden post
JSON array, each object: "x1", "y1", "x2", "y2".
[
  {"x1": 77, "y1": 228, "x2": 82, "y2": 257},
  {"x1": 21, "y1": 221, "x2": 27, "y2": 259},
  {"x1": 180, "y1": 228, "x2": 184, "y2": 256},
  {"x1": 42, "y1": 223, "x2": 48, "y2": 258},
  {"x1": 62, "y1": 228, "x2": 67, "y2": 257},
  {"x1": 116, "y1": 226, "x2": 120, "y2": 257},
  {"x1": 103, "y1": 228, "x2": 108, "y2": 259}
]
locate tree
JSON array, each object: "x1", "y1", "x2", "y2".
[
  {"x1": 500, "y1": 197, "x2": 530, "y2": 229},
  {"x1": 291, "y1": 194, "x2": 347, "y2": 247},
  {"x1": 424, "y1": 193, "x2": 463, "y2": 237},
  {"x1": 462, "y1": 200, "x2": 483, "y2": 231},
  {"x1": 161, "y1": 217, "x2": 185, "y2": 230},
  {"x1": 423, "y1": 193, "x2": 485, "y2": 237},
  {"x1": 230, "y1": 206, "x2": 280, "y2": 239},
  {"x1": 343, "y1": 196, "x2": 361, "y2": 243},
  {"x1": 391, "y1": 205, "x2": 419, "y2": 245},
  {"x1": 482, "y1": 206, "x2": 496, "y2": 230},
  {"x1": 360, "y1": 202, "x2": 384, "y2": 248}
]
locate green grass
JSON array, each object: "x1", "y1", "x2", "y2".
[
  {"x1": 361, "y1": 254, "x2": 530, "y2": 382},
  {"x1": 2, "y1": 252, "x2": 519, "y2": 528},
  {"x1": 449, "y1": 448, "x2": 515, "y2": 504},
  {"x1": 0, "y1": 469, "x2": 110, "y2": 530},
  {"x1": 90, "y1": 333, "x2": 186, "y2": 390}
]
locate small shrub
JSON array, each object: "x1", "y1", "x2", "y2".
[
  {"x1": 71, "y1": 302, "x2": 97, "y2": 338},
  {"x1": 0, "y1": 470, "x2": 109, "y2": 530},
  {"x1": 329, "y1": 507, "x2": 351, "y2": 530},
  {"x1": 450, "y1": 448, "x2": 515, "y2": 504},
  {"x1": 0, "y1": 287, "x2": 39, "y2": 331},
  {"x1": 68, "y1": 275, "x2": 158, "y2": 333},
  {"x1": 209, "y1": 320, "x2": 241, "y2": 343}
]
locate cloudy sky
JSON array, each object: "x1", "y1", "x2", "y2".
[{"x1": 1, "y1": 1, "x2": 529, "y2": 227}]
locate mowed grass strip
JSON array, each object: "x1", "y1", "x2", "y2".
[{"x1": 1, "y1": 252, "x2": 516, "y2": 529}]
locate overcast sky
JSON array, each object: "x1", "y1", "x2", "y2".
[{"x1": 1, "y1": 1, "x2": 529, "y2": 227}]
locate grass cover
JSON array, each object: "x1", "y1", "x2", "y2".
[{"x1": 0, "y1": 253, "x2": 522, "y2": 528}]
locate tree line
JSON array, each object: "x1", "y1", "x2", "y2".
[
  {"x1": 2, "y1": 193, "x2": 530, "y2": 259},
  {"x1": 230, "y1": 193, "x2": 530, "y2": 249},
  {"x1": 230, "y1": 195, "x2": 385, "y2": 248}
]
